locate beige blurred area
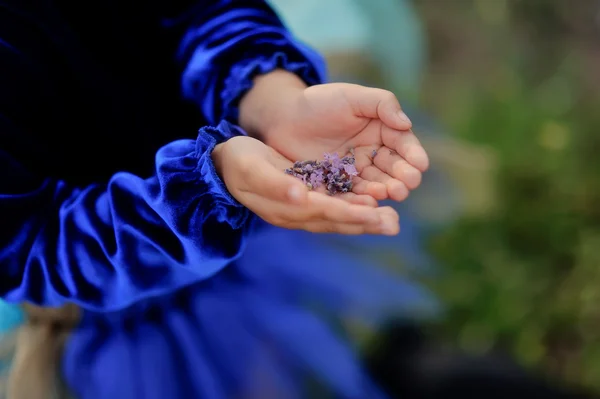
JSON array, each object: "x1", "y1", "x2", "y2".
[
  {"x1": 417, "y1": 136, "x2": 498, "y2": 218},
  {"x1": 0, "y1": 331, "x2": 16, "y2": 398},
  {"x1": 3, "y1": 304, "x2": 79, "y2": 399}
]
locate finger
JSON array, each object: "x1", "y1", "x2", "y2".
[
  {"x1": 307, "y1": 192, "x2": 381, "y2": 224},
  {"x1": 346, "y1": 85, "x2": 412, "y2": 130},
  {"x1": 301, "y1": 221, "x2": 370, "y2": 235},
  {"x1": 374, "y1": 148, "x2": 422, "y2": 190},
  {"x1": 301, "y1": 206, "x2": 400, "y2": 236},
  {"x1": 354, "y1": 145, "x2": 381, "y2": 171},
  {"x1": 361, "y1": 165, "x2": 410, "y2": 202},
  {"x1": 337, "y1": 192, "x2": 378, "y2": 207},
  {"x1": 377, "y1": 205, "x2": 400, "y2": 224},
  {"x1": 300, "y1": 179, "x2": 377, "y2": 207},
  {"x1": 351, "y1": 176, "x2": 388, "y2": 200},
  {"x1": 381, "y1": 125, "x2": 429, "y2": 172},
  {"x1": 244, "y1": 188, "x2": 397, "y2": 234},
  {"x1": 376, "y1": 206, "x2": 401, "y2": 235},
  {"x1": 242, "y1": 188, "x2": 380, "y2": 228},
  {"x1": 245, "y1": 159, "x2": 309, "y2": 205},
  {"x1": 300, "y1": 221, "x2": 386, "y2": 236}
]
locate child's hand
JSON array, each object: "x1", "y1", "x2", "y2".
[
  {"x1": 240, "y1": 72, "x2": 429, "y2": 203},
  {"x1": 212, "y1": 136, "x2": 400, "y2": 235}
]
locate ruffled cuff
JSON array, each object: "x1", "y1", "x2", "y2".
[
  {"x1": 193, "y1": 120, "x2": 252, "y2": 229},
  {"x1": 220, "y1": 48, "x2": 327, "y2": 123}
]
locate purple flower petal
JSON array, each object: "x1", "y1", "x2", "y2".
[
  {"x1": 286, "y1": 152, "x2": 358, "y2": 195},
  {"x1": 343, "y1": 164, "x2": 358, "y2": 176}
]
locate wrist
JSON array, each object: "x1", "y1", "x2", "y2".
[
  {"x1": 238, "y1": 69, "x2": 306, "y2": 142},
  {"x1": 211, "y1": 142, "x2": 227, "y2": 181}
]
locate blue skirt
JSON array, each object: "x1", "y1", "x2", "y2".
[{"x1": 61, "y1": 224, "x2": 437, "y2": 399}]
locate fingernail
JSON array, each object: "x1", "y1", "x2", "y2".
[
  {"x1": 288, "y1": 186, "x2": 304, "y2": 203},
  {"x1": 380, "y1": 220, "x2": 399, "y2": 235},
  {"x1": 398, "y1": 111, "x2": 412, "y2": 126}
]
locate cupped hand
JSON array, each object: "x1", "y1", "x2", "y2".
[
  {"x1": 212, "y1": 136, "x2": 400, "y2": 235},
  {"x1": 245, "y1": 80, "x2": 429, "y2": 202}
]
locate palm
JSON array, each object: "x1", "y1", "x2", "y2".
[{"x1": 267, "y1": 83, "x2": 429, "y2": 202}]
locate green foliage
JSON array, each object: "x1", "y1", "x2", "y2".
[{"x1": 419, "y1": 0, "x2": 600, "y2": 389}]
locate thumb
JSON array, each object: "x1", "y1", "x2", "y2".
[
  {"x1": 346, "y1": 85, "x2": 412, "y2": 130},
  {"x1": 247, "y1": 159, "x2": 309, "y2": 205}
]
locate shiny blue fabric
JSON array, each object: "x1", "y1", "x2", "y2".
[
  {"x1": 0, "y1": 1, "x2": 434, "y2": 398},
  {"x1": 0, "y1": 122, "x2": 252, "y2": 310},
  {"x1": 62, "y1": 226, "x2": 435, "y2": 399},
  {"x1": 175, "y1": 0, "x2": 327, "y2": 123}
]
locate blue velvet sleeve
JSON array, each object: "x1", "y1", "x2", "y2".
[
  {"x1": 0, "y1": 121, "x2": 253, "y2": 312},
  {"x1": 172, "y1": 0, "x2": 328, "y2": 124}
]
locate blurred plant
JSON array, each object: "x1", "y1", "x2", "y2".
[{"x1": 415, "y1": 0, "x2": 600, "y2": 391}]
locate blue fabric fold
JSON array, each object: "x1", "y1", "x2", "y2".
[
  {"x1": 0, "y1": 121, "x2": 253, "y2": 312},
  {"x1": 63, "y1": 226, "x2": 434, "y2": 399},
  {"x1": 176, "y1": 0, "x2": 327, "y2": 124}
]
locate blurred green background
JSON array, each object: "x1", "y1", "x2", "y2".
[
  {"x1": 419, "y1": 0, "x2": 600, "y2": 390},
  {"x1": 272, "y1": 0, "x2": 600, "y2": 391}
]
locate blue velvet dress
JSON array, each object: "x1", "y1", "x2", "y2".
[{"x1": 0, "y1": 1, "x2": 433, "y2": 398}]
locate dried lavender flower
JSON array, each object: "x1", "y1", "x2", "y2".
[{"x1": 284, "y1": 152, "x2": 358, "y2": 195}]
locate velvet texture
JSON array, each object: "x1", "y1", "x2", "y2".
[{"x1": 0, "y1": 1, "x2": 433, "y2": 398}]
